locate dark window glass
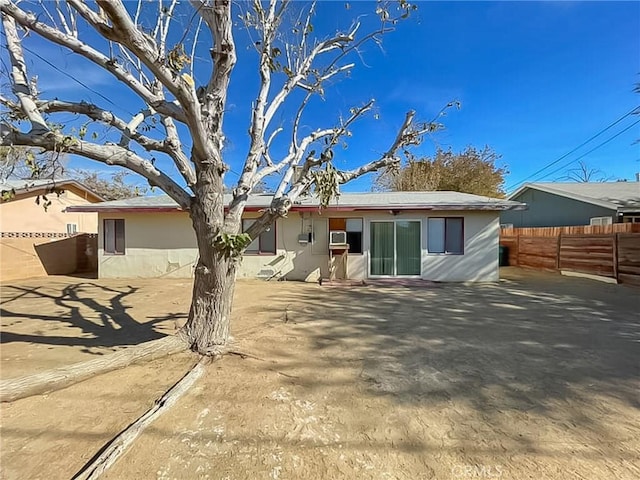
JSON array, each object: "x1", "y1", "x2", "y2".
[
  {"x1": 445, "y1": 218, "x2": 464, "y2": 254},
  {"x1": 104, "y1": 219, "x2": 125, "y2": 254},
  {"x1": 346, "y1": 231, "x2": 363, "y2": 254},
  {"x1": 242, "y1": 219, "x2": 276, "y2": 254}
]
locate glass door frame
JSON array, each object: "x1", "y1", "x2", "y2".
[{"x1": 368, "y1": 218, "x2": 423, "y2": 278}]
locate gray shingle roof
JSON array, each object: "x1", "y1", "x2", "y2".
[
  {"x1": 67, "y1": 191, "x2": 525, "y2": 212},
  {"x1": 509, "y1": 182, "x2": 640, "y2": 211}
]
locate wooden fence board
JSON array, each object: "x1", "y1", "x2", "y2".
[
  {"x1": 500, "y1": 223, "x2": 640, "y2": 237},
  {"x1": 618, "y1": 273, "x2": 640, "y2": 287},
  {"x1": 517, "y1": 236, "x2": 558, "y2": 270},
  {"x1": 617, "y1": 234, "x2": 640, "y2": 285},
  {"x1": 499, "y1": 228, "x2": 640, "y2": 286},
  {"x1": 499, "y1": 236, "x2": 519, "y2": 266}
]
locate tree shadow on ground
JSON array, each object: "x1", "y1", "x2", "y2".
[
  {"x1": 252, "y1": 269, "x2": 640, "y2": 445},
  {"x1": 0, "y1": 282, "x2": 165, "y2": 351}
]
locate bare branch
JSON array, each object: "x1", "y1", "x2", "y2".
[
  {"x1": 265, "y1": 100, "x2": 374, "y2": 199},
  {"x1": 158, "y1": 0, "x2": 180, "y2": 57},
  {"x1": 34, "y1": 100, "x2": 164, "y2": 150},
  {"x1": 1, "y1": 127, "x2": 191, "y2": 208},
  {"x1": 1, "y1": 1, "x2": 186, "y2": 122},
  {"x1": 161, "y1": 116, "x2": 197, "y2": 187},
  {"x1": 226, "y1": 0, "x2": 280, "y2": 207},
  {"x1": 263, "y1": 127, "x2": 283, "y2": 167},
  {"x1": 189, "y1": 15, "x2": 204, "y2": 78},
  {"x1": 284, "y1": 110, "x2": 423, "y2": 206},
  {"x1": 40, "y1": 100, "x2": 196, "y2": 187},
  {"x1": 2, "y1": 14, "x2": 48, "y2": 134},
  {"x1": 193, "y1": 0, "x2": 237, "y2": 143},
  {"x1": 262, "y1": 23, "x2": 360, "y2": 131},
  {"x1": 66, "y1": 0, "x2": 109, "y2": 32}
]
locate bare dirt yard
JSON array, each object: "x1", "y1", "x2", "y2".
[{"x1": 1, "y1": 268, "x2": 639, "y2": 479}]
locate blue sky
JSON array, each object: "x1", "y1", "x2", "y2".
[{"x1": 10, "y1": 1, "x2": 640, "y2": 194}]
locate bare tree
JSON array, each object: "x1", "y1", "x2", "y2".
[
  {"x1": 1, "y1": 0, "x2": 432, "y2": 356},
  {"x1": 562, "y1": 161, "x2": 609, "y2": 183},
  {"x1": 73, "y1": 169, "x2": 147, "y2": 200}
]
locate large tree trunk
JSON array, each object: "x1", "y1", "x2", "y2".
[
  {"x1": 180, "y1": 168, "x2": 240, "y2": 356},
  {"x1": 182, "y1": 254, "x2": 237, "y2": 355}
]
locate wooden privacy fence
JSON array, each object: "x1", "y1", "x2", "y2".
[{"x1": 500, "y1": 224, "x2": 640, "y2": 286}]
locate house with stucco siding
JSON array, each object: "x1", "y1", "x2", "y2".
[
  {"x1": 1, "y1": 178, "x2": 102, "y2": 234},
  {"x1": 0, "y1": 178, "x2": 103, "y2": 281},
  {"x1": 68, "y1": 191, "x2": 525, "y2": 282}
]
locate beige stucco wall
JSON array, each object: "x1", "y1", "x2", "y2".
[
  {"x1": 97, "y1": 209, "x2": 499, "y2": 282},
  {"x1": 98, "y1": 212, "x2": 197, "y2": 278},
  {"x1": 0, "y1": 186, "x2": 98, "y2": 233},
  {"x1": 421, "y1": 211, "x2": 500, "y2": 282}
]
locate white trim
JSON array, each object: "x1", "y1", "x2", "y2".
[{"x1": 66, "y1": 223, "x2": 78, "y2": 235}]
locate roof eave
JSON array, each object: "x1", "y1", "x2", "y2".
[
  {"x1": 68, "y1": 203, "x2": 525, "y2": 213},
  {"x1": 10, "y1": 179, "x2": 106, "y2": 202},
  {"x1": 508, "y1": 183, "x2": 618, "y2": 210}
]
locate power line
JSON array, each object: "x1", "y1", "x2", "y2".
[
  {"x1": 532, "y1": 117, "x2": 640, "y2": 182},
  {"x1": 506, "y1": 107, "x2": 639, "y2": 191},
  {"x1": 3, "y1": 33, "x2": 249, "y2": 184},
  {"x1": 0, "y1": 29, "x2": 133, "y2": 118}
]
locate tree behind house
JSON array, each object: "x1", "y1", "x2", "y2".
[
  {"x1": 73, "y1": 170, "x2": 147, "y2": 200},
  {"x1": 376, "y1": 146, "x2": 508, "y2": 197}
]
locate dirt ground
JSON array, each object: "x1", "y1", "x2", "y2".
[{"x1": 1, "y1": 268, "x2": 639, "y2": 480}]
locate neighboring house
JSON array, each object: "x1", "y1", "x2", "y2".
[
  {"x1": 501, "y1": 182, "x2": 640, "y2": 228},
  {"x1": 0, "y1": 178, "x2": 103, "y2": 281},
  {"x1": 68, "y1": 191, "x2": 524, "y2": 282},
  {"x1": 1, "y1": 178, "x2": 103, "y2": 234}
]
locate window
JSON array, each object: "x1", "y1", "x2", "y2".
[
  {"x1": 590, "y1": 216, "x2": 613, "y2": 226},
  {"x1": 345, "y1": 218, "x2": 363, "y2": 254},
  {"x1": 242, "y1": 219, "x2": 276, "y2": 254},
  {"x1": 104, "y1": 219, "x2": 125, "y2": 254},
  {"x1": 66, "y1": 223, "x2": 78, "y2": 235},
  {"x1": 427, "y1": 217, "x2": 464, "y2": 254},
  {"x1": 328, "y1": 217, "x2": 363, "y2": 254}
]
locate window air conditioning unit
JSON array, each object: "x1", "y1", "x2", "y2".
[{"x1": 329, "y1": 230, "x2": 347, "y2": 246}]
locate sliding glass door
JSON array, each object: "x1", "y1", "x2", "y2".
[
  {"x1": 370, "y1": 222, "x2": 394, "y2": 275},
  {"x1": 370, "y1": 220, "x2": 421, "y2": 276}
]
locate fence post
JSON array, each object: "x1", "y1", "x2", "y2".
[
  {"x1": 556, "y1": 232, "x2": 562, "y2": 271},
  {"x1": 613, "y1": 232, "x2": 619, "y2": 283}
]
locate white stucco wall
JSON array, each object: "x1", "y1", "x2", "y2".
[
  {"x1": 98, "y1": 212, "x2": 197, "y2": 278},
  {"x1": 97, "y1": 209, "x2": 499, "y2": 282},
  {"x1": 421, "y1": 211, "x2": 499, "y2": 282}
]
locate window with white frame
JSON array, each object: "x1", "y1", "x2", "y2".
[
  {"x1": 427, "y1": 217, "x2": 464, "y2": 254},
  {"x1": 66, "y1": 223, "x2": 78, "y2": 235},
  {"x1": 242, "y1": 219, "x2": 276, "y2": 254},
  {"x1": 104, "y1": 219, "x2": 125, "y2": 255},
  {"x1": 589, "y1": 216, "x2": 613, "y2": 226}
]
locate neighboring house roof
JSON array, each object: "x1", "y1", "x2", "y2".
[
  {"x1": 0, "y1": 178, "x2": 105, "y2": 202},
  {"x1": 508, "y1": 182, "x2": 640, "y2": 213},
  {"x1": 67, "y1": 191, "x2": 525, "y2": 213}
]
